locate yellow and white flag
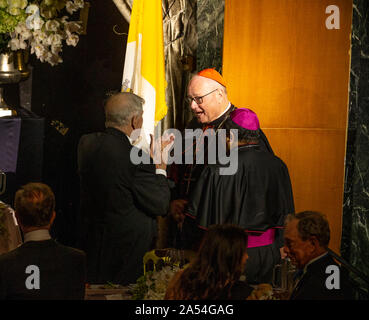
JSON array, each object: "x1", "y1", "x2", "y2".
[{"x1": 122, "y1": 0, "x2": 167, "y2": 151}]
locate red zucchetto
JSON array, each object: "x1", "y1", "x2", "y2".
[{"x1": 197, "y1": 68, "x2": 227, "y2": 87}]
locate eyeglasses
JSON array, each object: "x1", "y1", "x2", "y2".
[{"x1": 186, "y1": 89, "x2": 218, "y2": 105}]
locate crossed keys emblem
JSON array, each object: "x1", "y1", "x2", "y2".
[{"x1": 122, "y1": 79, "x2": 132, "y2": 92}]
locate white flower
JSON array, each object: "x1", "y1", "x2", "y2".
[
  {"x1": 65, "y1": 32, "x2": 79, "y2": 46},
  {"x1": 66, "y1": 1, "x2": 77, "y2": 14},
  {"x1": 7, "y1": 6, "x2": 21, "y2": 15},
  {"x1": 14, "y1": 22, "x2": 26, "y2": 34},
  {"x1": 47, "y1": 33, "x2": 62, "y2": 46},
  {"x1": 19, "y1": 28, "x2": 32, "y2": 40},
  {"x1": 60, "y1": 16, "x2": 69, "y2": 24},
  {"x1": 45, "y1": 19, "x2": 60, "y2": 32},
  {"x1": 19, "y1": 39, "x2": 27, "y2": 49},
  {"x1": 3, "y1": 0, "x2": 85, "y2": 66},
  {"x1": 40, "y1": 49, "x2": 52, "y2": 62},
  {"x1": 25, "y1": 3, "x2": 38, "y2": 14},
  {"x1": 50, "y1": 44, "x2": 62, "y2": 54},
  {"x1": 74, "y1": 0, "x2": 84, "y2": 9},
  {"x1": 64, "y1": 21, "x2": 81, "y2": 34},
  {"x1": 18, "y1": 0, "x2": 28, "y2": 9},
  {"x1": 32, "y1": 30, "x2": 48, "y2": 44},
  {"x1": 9, "y1": 38, "x2": 21, "y2": 50},
  {"x1": 31, "y1": 43, "x2": 46, "y2": 58},
  {"x1": 138, "y1": 266, "x2": 180, "y2": 300},
  {"x1": 13, "y1": 22, "x2": 32, "y2": 40},
  {"x1": 46, "y1": 53, "x2": 63, "y2": 66},
  {"x1": 33, "y1": 16, "x2": 44, "y2": 30},
  {"x1": 7, "y1": 0, "x2": 28, "y2": 8}
]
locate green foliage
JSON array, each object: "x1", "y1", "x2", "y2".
[
  {"x1": 0, "y1": 7, "x2": 26, "y2": 53},
  {"x1": 0, "y1": 8, "x2": 26, "y2": 33},
  {"x1": 131, "y1": 273, "x2": 152, "y2": 300}
]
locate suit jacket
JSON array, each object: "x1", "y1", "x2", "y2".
[
  {"x1": 77, "y1": 127, "x2": 171, "y2": 285},
  {"x1": 0, "y1": 239, "x2": 86, "y2": 300},
  {"x1": 290, "y1": 253, "x2": 353, "y2": 300}
]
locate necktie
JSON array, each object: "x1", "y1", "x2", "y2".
[{"x1": 289, "y1": 269, "x2": 304, "y2": 299}]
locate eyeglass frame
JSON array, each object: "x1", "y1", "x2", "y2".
[{"x1": 186, "y1": 88, "x2": 218, "y2": 105}]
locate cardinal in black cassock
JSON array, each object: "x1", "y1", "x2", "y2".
[
  {"x1": 186, "y1": 108, "x2": 295, "y2": 284},
  {"x1": 168, "y1": 69, "x2": 274, "y2": 251}
]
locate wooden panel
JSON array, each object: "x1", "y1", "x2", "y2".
[
  {"x1": 223, "y1": 0, "x2": 353, "y2": 252},
  {"x1": 264, "y1": 129, "x2": 346, "y2": 253},
  {"x1": 223, "y1": 0, "x2": 351, "y2": 129}
]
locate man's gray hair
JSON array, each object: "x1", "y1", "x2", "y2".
[
  {"x1": 285, "y1": 211, "x2": 330, "y2": 248},
  {"x1": 104, "y1": 92, "x2": 145, "y2": 128}
]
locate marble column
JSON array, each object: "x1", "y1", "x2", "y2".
[
  {"x1": 196, "y1": 0, "x2": 225, "y2": 73},
  {"x1": 341, "y1": 0, "x2": 369, "y2": 293}
]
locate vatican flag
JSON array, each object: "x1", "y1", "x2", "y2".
[{"x1": 122, "y1": 0, "x2": 167, "y2": 151}]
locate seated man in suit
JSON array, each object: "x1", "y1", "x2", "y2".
[
  {"x1": 284, "y1": 211, "x2": 353, "y2": 300},
  {"x1": 0, "y1": 182, "x2": 86, "y2": 300}
]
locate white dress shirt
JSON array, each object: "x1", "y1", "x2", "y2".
[{"x1": 24, "y1": 229, "x2": 52, "y2": 243}]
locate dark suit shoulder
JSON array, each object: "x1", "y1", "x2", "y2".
[
  {"x1": 0, "y1": 240, "x2": 85, "y2": 262},
  {"x1": 293, "y1": 254, "x2": 350, "y2": 300},
  {"x1": 79, "y1": 130, "x2": 131, "y2": 151},
  {"x1": 78, "y1": 129, "x2": 134, "y2": 175},
  {"x1": 0, "y1": 240, "x2": 86, "y2": 300},
  {"x1": 0, "y1": 246, "x2": 21, "y2": 263},
  {"x1": 53, "y1": 241, "x2": 86, "y2": 258}
]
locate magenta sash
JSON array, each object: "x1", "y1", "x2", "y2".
[{"x1": 246, "y1": 228, "x2": 275, "y2": 248}]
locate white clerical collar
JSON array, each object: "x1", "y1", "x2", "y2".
[
  {"x1": 24, "y1": 229, "x2": 52, "y2": 243},
  {"x1": 303, "y1": 251, "x2": 328, "y2": 274},
  {"x1": 213, "y1": 102, "x2": 231, "y2": 121}
]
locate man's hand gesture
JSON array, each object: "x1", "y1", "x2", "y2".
[{"x1": 150, "y1": 133, "x2": 175, "y2": 170}]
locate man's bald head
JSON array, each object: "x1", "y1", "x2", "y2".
[{"x1": 104, "y1": 92, "x2": 145, "y2": 128}]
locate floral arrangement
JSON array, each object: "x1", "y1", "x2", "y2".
[
  {"x1": 130, "y1": 266, "x2": 181, "y2": 300},
  {"x1": 0, "y1": 0, "x2": 85, "y2": 66}
]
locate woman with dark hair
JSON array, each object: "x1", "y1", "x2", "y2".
[{"x1": 164, "y1": 224, "x2": 254, "y2": 300}]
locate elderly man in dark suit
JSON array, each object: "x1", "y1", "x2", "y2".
[
  {"x1": 77, "y1": 92, "x2": 173, "y2": 285},
  {"x1": 0, "y1": 183, "x2": 86, "y2": 300},
  {"x1": 284, "y1": 211, "x2": 353, "y2": 300}
]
